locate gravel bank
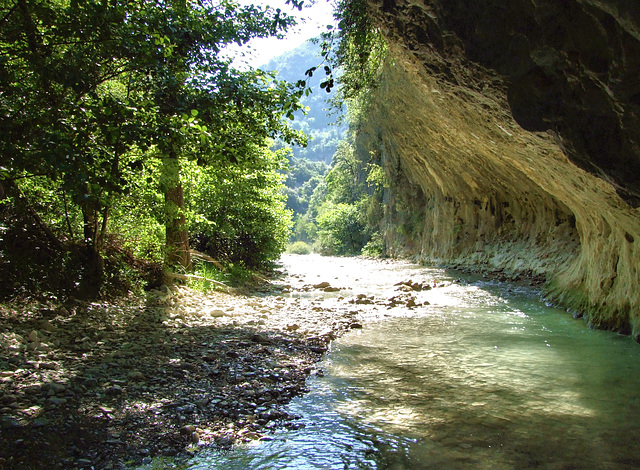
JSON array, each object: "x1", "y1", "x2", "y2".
[{"x1": 0, "y1": 273, "x2": 364, "y2": 469}]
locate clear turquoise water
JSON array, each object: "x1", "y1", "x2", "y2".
[{"x1": 186, "y1": 256, "x2": 640, "y2": 469}]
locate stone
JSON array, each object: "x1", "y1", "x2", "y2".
[
  {"x1": 195, "y1": 398, "x2": 209, "y2": 408},
  {"x1": 48, "y1": 382, "x2": 67, "y2": 394},
  {"x1": 47, "y1": 397, "x2": 67, "y2": 405},
  {"x1": 105, "y1": 385, "x2": 123, "y2": 396},
  {"x1": 127, "y1": 371, "x2": 145, "y2": 382},
  {"x1": 28, "y1": 330, "x2": 39, "y2": 343},
  {"x1": 38, "y1": 362, "x2": 58, "y2": 370},
  {"x1": 39, "y1": 320, "x2": 57, "y2": 333},
  {"x1": 0, "y1": 416, "x2": 22, "y2": 428},
  {"x1": 318, "y1": 328, "x2": 335, "y2": 339},
  {"x1": 251, "y1": 334, "x2": 272, "y2": 345}
]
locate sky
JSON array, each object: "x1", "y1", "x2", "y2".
[{"x1": 229, "y1": 0, "x2": 337, "y2": 68}]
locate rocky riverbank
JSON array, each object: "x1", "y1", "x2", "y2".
[
  {"x1": 0, "y1": 271, "x2": 369, "y2": 470},
  {"x1": 0, "y1": 253, "x2": 554, "y2": 469}
]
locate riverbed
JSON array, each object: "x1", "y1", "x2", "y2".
[{"x1": 187, "y1": 254, "x2": 640, "y2": 469}]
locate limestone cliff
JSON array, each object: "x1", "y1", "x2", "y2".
[{"x1": 355, "y1": 0, "x2": 640, "y2": 338}]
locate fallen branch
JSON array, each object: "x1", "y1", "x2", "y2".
[
  {"x1": 164, "y1": 272, "x2": 235, "y2": 293},
  {"x1": 189, "y1": 250, "x2": 225, "y2": 271}
]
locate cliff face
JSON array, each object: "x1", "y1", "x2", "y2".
[{"x1": 356, "y1": 0, "x2": 640, "y2": 338}]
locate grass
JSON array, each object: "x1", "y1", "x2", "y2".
[{"x1": 188, "y1": 260, "x2": 259, "y2": 293}]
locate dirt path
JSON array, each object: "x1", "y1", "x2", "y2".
[{"x1": 0, "y1": 268, "x2": 367, "y2": 469}]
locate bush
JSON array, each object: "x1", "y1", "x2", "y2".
[
  {"x1": 186, "y1": 148, "x2": 293, "y2": 268},
  {"x1": 287, "y1": 241, "x2": 312, "y2": 254},
  {"x1": 361, "y1": 232, "x2": 384, "y2": 257},
  {"x1": 316, "y1": 202, "x2": 365, "y2": 255}
]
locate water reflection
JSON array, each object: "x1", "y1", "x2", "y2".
[{"x1": 188, "y1": 256, "x2": 640, "y2": 469}]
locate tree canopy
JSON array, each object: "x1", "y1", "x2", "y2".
[{"x1": 0, "y1": 0, "x2": 312, "y2": 298}]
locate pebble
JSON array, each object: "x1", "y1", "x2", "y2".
[
  {"x1": 127, "y1": 371, "x2": 145, "y2": 381},
  {"x1": 48, "y1": 382, "x2": 67, "y2": 394},
  {"x1": 48, "y1": 397, "x2": 67, "y2": 405},
  {"x1": 0, "y1": 269, "x2": 367, "y2": 467},
  {"x1": 106, "y1": 385, "x2": 123, "y2": 396},
  {"x1": 0, "y1": 416, "x2": 22, "y2": 428}
]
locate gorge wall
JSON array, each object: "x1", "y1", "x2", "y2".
[{"x1": 355, "y1": 0, "x2": 640, "y2": 338}]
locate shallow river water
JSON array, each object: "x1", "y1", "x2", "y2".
[{"x1": 189, "y1": 255, "x2": 640, "y2": 469}]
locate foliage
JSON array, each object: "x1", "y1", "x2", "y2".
[
  {"x1": 264, "y1": 0, "x2": 390, "y2": 259},
  {"x1": 285, "y1": 100, "x2": 389, "y2": 257},
  {"x1": 187, "y1": 262, "x2": 225, "y2": 294},
  {"x1": 186, "y1": 146, "x2": 293, "y2": 269},
  {"x1": 283, "y1": 157, "x2": 329, "y2": 218},
  {"x1": 293, "y1": 0, "x2": 391, "y2": 257},
  {"x1": 361, "y1": 232, "x2": 384, "y2": 258},
  {"x1": 316, "y1": 202, "x2": 364, "y2": 255},
  {"x1": 285, "y1": 157, "x2": 330, "y2": 189},
  {"x1": 0, "y1": 0, "x2": 313, "y2": 299},
  {"x1": 186, "y1": 259, "x2": 259, "y2": 292},
  {"x1": 291, "y1": 212, "x2": 319, "y2": 244},
  {"x1": 331, "y1": 0, "x2": 388, "y2": 101},
  {"x1": 0, "y1": 188, "x2": 155, "y2": 300},
  {"x1": 287, "y1": 241, "x2": 312, "y2": 255}
]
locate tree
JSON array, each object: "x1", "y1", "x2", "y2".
[
  {"x1": 187, "y1": 144, "x2": 293, "y2": 268},
  {"x1": 1, "y1": 0, "x2": 307, "y2": 295},
  {"x1": 316, "y1": 202, "x2": 364, "y2": 255}
]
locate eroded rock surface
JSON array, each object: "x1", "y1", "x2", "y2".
[{"x1": 358, "y1": 0, "x2": 640, "y2": 337}]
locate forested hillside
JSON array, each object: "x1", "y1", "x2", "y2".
[
  {"x1": 264, "y1": 41, "x2": 383, "y2": 257},
  {"x1": 260, "y1": 41, "x2": 341, "y2": 249},
  {"x1": 263, "y1": 41, "x2": 347, "y2": 164}
]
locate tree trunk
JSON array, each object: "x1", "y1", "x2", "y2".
[
  {"x1": 78, "y1": 205, "x2": 104, "y2": 299},
  {"x1": 163, "y1": 155, "x2": 191, "y2": 270}
]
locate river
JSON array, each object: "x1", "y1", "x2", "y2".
[{"x1": 185, "y1": 255, "x2": 640, "y2": 469}]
